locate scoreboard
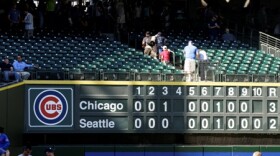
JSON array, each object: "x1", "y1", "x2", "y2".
[{"x1": 25, "y1": 81, "x2": 280, "y2": 133}]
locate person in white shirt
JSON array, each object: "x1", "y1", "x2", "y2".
[
  {"x1": 17, "y1": 145, "x2": 32, "y2": 156},
  {"x1": 197, "y1": 49, "x2": 208, "y2": 81},
  {"x1": 23, "y1": 9, "x2": 34, "y2": 39}
]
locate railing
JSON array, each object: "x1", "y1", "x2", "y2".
[
  {"x1": 3, "y1": 70, "x2": 215, "y2": 82},
  {"x1": 259, "y1": 32, "x2": 280, "y2": 57},
  {"x1": 1, "y1": 70, "x2": 280, "y2": 84}
]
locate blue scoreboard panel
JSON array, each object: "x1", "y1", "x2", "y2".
[{"x1": 25, "y1": 81, "x2": 280, "y2": 133}]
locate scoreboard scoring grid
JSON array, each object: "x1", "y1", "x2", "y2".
[
  {"x1": 132, "y1": 84, "x2": 280, "y2": 133},
  {"x1": 25, "y1": 81, "x2": 280, "y2": 133}
]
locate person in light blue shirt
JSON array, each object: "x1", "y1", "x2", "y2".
[
  {"x1": 0, "y1": 127, "x2": 10, "y2": 156},
  {"x1": 183, "y1": 41, "x2": 198, "y2": 81},
  {"x1": 13, "y1": 55, "x2": 34, "y2": 80},
  {"x1": 23, "y1": 9, "x2": 34, "y2": 39}
]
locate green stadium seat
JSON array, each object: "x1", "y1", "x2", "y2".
[
  {"x1": 256, "y1": 51, "x2": 265, "y2": 58},
  {"x1": 236, "y1": 70, "x2": 247, "y2": 74},
  {"x1": 140, "y1": 69, "x2": 150, "y2": 73},
  {"x1": 242, "y1": 57, "x2": 252, "y2": 63},
  {"x1": 130, "y1": 69, "x2": 139, "y2": 73},
  {"x1": 248, "y1": 70, "x2": 257, "y2": 74},
  {"x1": 218, "y1": 66, "x2": 227, "y2": 71},
  {"x1": 223, "y1": 56, "x2": 233, "y2": 62},
  {"x1": 215, "y1": 51, "x2": 225, "y2": 57},
  {"x1": 151, "y1": 69, "x2": 161, "y2": 73},
  {"x1": 268, "y1": 71, "x2": 277, "y2": 75},
  {"x1": 238, "y1": 65, "x2": 248, "y2": 71},
  {"x1": 226, "y1": 70, "x2": 235, "y2": 74},
  {"x1": 155, "y1": 65, "x2": 164, "y2": 70},
  {"x1": 163, "y1": 69, "x2": 172, "y2": 74},
  {"x1": 174, "y1": 69, "x2": 184, "y2": 74},
  {"x1": 258, "y1": 70, "x2": 267, "y2": 74},
  {"x1": 116, "y1": 69, "x2": 127, "y2": 72},
  {"x1": 236, "y1": 52, "x2": 244, "y2": 57},
  {"x1": 225, "y1": 52, "x2": 235, "y2": 58},
  {"x1": 206, "y1": 49, "x2": 215, "y2": 54},
  {"x1": 232, "y1": 59, "x2": 241, "y2": 64}
]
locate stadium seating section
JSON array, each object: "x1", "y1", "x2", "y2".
[{"x1": 0, "y1": 30, "x2": 278, "y2": 82}]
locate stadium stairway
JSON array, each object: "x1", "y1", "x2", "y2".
[{"x1": 130, "y1": 30, "x2": 280, "y2": 82}]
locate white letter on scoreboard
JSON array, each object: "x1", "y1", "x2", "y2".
[{"x1": 269, "y1": 88, "x2": 277, "y2": 97}]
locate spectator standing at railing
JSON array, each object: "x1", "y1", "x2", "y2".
[
  {"x1": 142, "y1": 31, "x2": 158, "y2": 58},
  {"x1": 0, "y1": 57, "x2": 21, "y2": 82},
  {"x1": 160, "y1": 46, "x2": 170, "y2": 65},
  {"x1": 183, "y1": 41, "x2": 198, "y2": 82},
  {"x1": 142, "y1": 31, "x2": 152, "y2": 49},
  {"x1": 156, "y1": 32, "x2": 167, "y2": 54},
  {"x1": 144, "y1": 41, "x2": 157, "y2": 59}
]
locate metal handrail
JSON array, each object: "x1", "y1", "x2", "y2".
[{"x1": 259, "y1": 32, "x2": 280, "y2": 57}]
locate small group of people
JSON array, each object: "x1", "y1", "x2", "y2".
[
  {"x1": 141, "y1": 31, "x2": 209, "y2": 81},
  {"x1": 183, "y1": 40, "x2": 208, "y2": 82},
  {"x1": 142, "y1": 31, "x2": 171, "y2": 64},
  {"x1": 8, "y1": 4, "x2": 34, "y2": 39},
  {"x1": 0, "y1": 55, "x2": 36, "y2": 82}
]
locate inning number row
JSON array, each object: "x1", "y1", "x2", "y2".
[{"x1": 134, "y1": 86, "x2": 279, "y2": 97}]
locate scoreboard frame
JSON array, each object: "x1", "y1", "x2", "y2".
[{"x1": 24, "y1": 81, "x2": 280, "y2": 133}]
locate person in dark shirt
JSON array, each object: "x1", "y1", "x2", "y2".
[
  {"x1": 222, "y1": 28, "x2": 236, "y2": 41},
  {"x1": 208, "y1": 16, "x2": 220, "y2": 40},
  {"x1": 156, "y1": 32, "x2": 167, "y2": 53},
  {"x1": 0, "y1": 58, "x2": 20, "y2": 82}
]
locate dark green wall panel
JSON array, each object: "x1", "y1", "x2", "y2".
[{"x1": 0, "y1": 90, "x2": 7, "y2": 129}]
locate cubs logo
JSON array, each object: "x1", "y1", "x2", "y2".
[{"x1": 33, "y1": 90, "x2": 68, "y2": 125}]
